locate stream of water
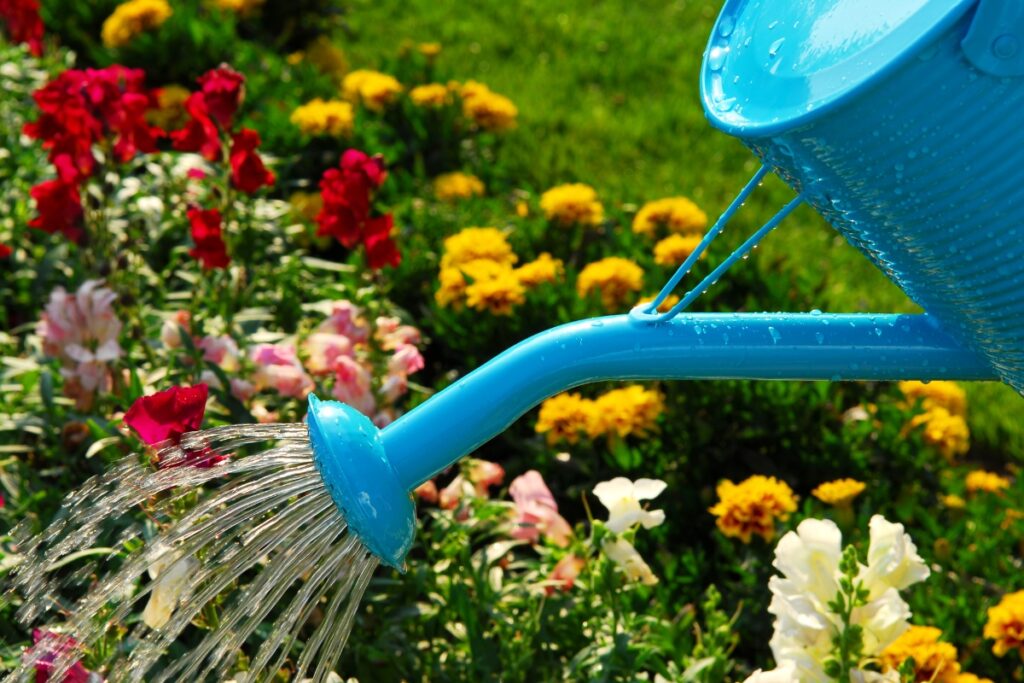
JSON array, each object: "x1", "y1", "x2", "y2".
[{"x1": 5, "y1": 424, "x2": 378, "y2": 682}]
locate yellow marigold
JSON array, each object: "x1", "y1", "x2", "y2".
[
  {"x1": 941, "y1": 493, "x2": 967, "y2": 509},
  {"x1": 433, "y1": 172, "x2": 485, "y2": 201},
  {"x1": 986, "y1": 590, "x2": 1024, "y2": 658},
  {"x1": 101, "y1": 0, "x2": 172, "y2": 48},
  {"x1": 440, "y1": 227, "x2": 516, "y2": 269},
  {"x1": 881, "y1": 626, "x2": 960, "y2": 682},
  {"x1": 811, "y1": 478, "x2": 866, "y2": 506},
  {"x1": 577, "y1": 257, "x2": 644, "y2": 310},
  {"x1": 514, "y1": 253, "x2": 563, "y2": 287},
  {"x1": 146, "y1": 84, "x2": 190, "y2": 130},
  {"x1": 966, "y1": 469, "x2": 1011, "y2": 495},
  {"x1": 418, "y1": 42, "x2": 442, "y2": 58},
  {"x1": 535, "y1": 392, "x2": 595, "y2": 445},
  {"x1": 436, "y1": 259, "x2": 516, "y2": 310},
  {"x1": 633, "y1": 197, "x2": 708, "y2": 236},
  {"x1": 460, "y1": 80, "x2": 518, "y2": 131},
  {"x1": 955, "y1": 674, "x2": 994, "y2": 683},
  {"x1": 465, "y1": 266, "x2": 525, "y2": 315},
  {"x1": 653, "y1": 233, "x2": 703, "y2": 267},
  {"x1": 343, "y1": 69, "x2": 403, "y2": 112},
  {"x1": 908, "y1": 407, "x2": 970, "y2": 461},
  {"x1": 410, "y1": 83, "x2": 451, "y2": 108},
  {"x1": 290, "y1": 98, "x2": 355, "y2": 137},
  {"x1": 709, "y1": 475, "x2": 797, "y2": 543},
  {"x1": 899, "y1": 380, "x2": 967, "y2": 416},
  {"x1": 591, "y1": 385, "x2": 664, "y2": 438},
  {"x1": 289, "y1": 192, "x2": 323, "y2": 222},
  {"x1": 540, "y1": 183, "x2": 604, "y2": 227},
  {"x1": 636, "y1": 294, "x2": 681, "y2": 313},
  {"x1": 209, "y1": 0, "x2": 265, "y2": 14}
]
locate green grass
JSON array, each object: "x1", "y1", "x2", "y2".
[{"x1": 341, "y1": 0, "x2": 1022, "y2": 457}]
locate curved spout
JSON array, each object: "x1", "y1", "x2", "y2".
[{"x1": 381, "y1": 312, "x2": 994, "y2": 490}]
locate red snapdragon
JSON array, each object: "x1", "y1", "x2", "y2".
[
  {"x1": 229, "y1": 128, "x2": 275, "y2": 194},
  {"x1": 28, "y1": 179, "x2": 84, "y2": 242},
  {"x1": 124, "y1": 384, "x2": 221, "y2": 468},
  {"x1": 29, "y1": 629, "x2": 95, "y2": 683},
  {"x1": 196, "y1": 65, "x2": 244, "y2": 128},
  {"x1": 0, "y1": 0, "x2": 44, "y2": 57},
  {"x1": 187, "y1": 208, "x2": 229, "y2": 269}
]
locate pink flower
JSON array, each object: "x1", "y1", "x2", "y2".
[
  {"x1": 388, "y1": 343, "x2": 425, "y2": 376},
  {"x1": 229, "y1": 378, "x2": 255, "y2": 402},
  {"x1": 160, "y1": 311, "x2": 191, "y2": 349},
  {"x1": 380, "y1": 372, "x2": 408, "y2": 403},
  {"x1": 317, "y1": 300, "x2": 369, "y2": 343},
  {"x1": 302, "y1": 332, "x2": 353, "y2": 375},
  {"x1": 249, "y1": 343, "x2": 314, "y2": 399},
  {"x1": 546, "y1": 554, "x2": 585, "y2": 595},
  {"x1": 331, "y1": 355, "x2": 375, "y2": 415},
  {"x1": 38, "y1": 280, "x2": 123, "y2": 401},
  {"x1": 29, "y1": 629, "x2": 97, "y2": 683},
  {"x1": 198, "y1": 334, "x2": 240, "y2": 371},
  {"x1": 376, "y1": 316, "x2": 422, "y2": 350},
  {"x1": 440, "y1": 458, "x2": 506, "y2": 510},
  {"x1": 509, "y1": 470, "x2": 573, "y2": 547}
]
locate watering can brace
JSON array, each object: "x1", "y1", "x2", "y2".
[{"x1": 308, "y1": 0, "x2": 1021, "y2": 569}]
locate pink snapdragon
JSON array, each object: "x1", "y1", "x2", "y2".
[
  {"x1": 160, "y1": 310, "x2": 191, "y2": 349},
  {"x1": 319, "y1": 300, "x2": 369, "y2": 343},
  {"x1": 440, "y1": 458, "x2": 506, "y2": 510},
  {"x1": 509, "y1": 470, "x2": 573, "y2": 547},
  {"x1": 250, "y1": 343, "x2": 314, "y2": 399},
  {"x1": 198, "y1": 334, "x2": 240, "y2": 371},
  {"x1": 38, "y1": 280, "x2": 123, "y2": 405},
  {"x1": 302, "y1": 332, "x2": 354, "y2": 375},
  {"x1": 376, "y1": 315, "x2": 421, "y2": 350},
  {"x1": 28, "y1": 629, "x2": 99, "y2": 683},
  {"x1": 546, "y1": 554, "x2": 585, "y2": 595},
  {"x1": 388, "y1": 343, "x2": 425, "y2": 376},
  {"x1": 332, "y1": 355, "x2": 375, "y2": 415}
]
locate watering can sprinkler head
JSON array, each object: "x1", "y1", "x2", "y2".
[{"x1": 306, "y1": 394, "x2": 415, "y2": 570}]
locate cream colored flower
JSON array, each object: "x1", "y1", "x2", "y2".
[
  {"x1": 592, "y1": 476, "x2": 666, "y2": 533},
  {"x1": 601, "y1": 537, "x2": 657, "y2": 585},
  {"x1": 143, "y1": 544, "x2": 199, "y2": 629},
  {"x1": 743, "y1": 665, "x2": 798, "y2": 682},
  {"x1": 860, "y1": 514, "x2": 930, "y2": 597}
]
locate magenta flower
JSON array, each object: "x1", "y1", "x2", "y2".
[
  {"x1": 509, "y1": 470, "x2": 573, "y2": 547},
  {"x1": 29, "y1": 629, "x2": 98, "y2": 683}
]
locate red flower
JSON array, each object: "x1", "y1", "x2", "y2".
[
  {"x1": 170, "y1": 93, "x2": 222, "y2": 162},
  {"x1": 125, "y1": 384, "x2": 209, "y2": 445},
  {"x1": 187, "y1": 207, "x2": 229, "y2": 269},
  {"x1": 197, "y1": 65, "x2": 244, "y2": 129},
  {"x1": 30, "y1": 629, "x2": 94, "y2": 683},
  {"x1": 29, "y1": 179, "x2": 83, "y2": 242},
  {"x1": 315, "y1": 149, "x2": 400, "y2": 268},
  {"x1": 0, "y1": 0, "x2": 44, "y2": 57},
  {"x1": 229, "y1": 128, "x2": 274, "y2": 194},
  {"x1": 0, "y1": 243, "x2": 11, "y2": 258}
]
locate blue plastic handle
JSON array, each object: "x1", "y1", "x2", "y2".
[{"x1": 962, "y1": 0, "x2": 1024, "y2": 76}]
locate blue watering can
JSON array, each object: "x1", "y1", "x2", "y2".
[{"x1": 308, "y1": 0, "x2": 1024, "y2": 568}]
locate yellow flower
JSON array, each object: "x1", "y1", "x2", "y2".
[
  {"x1": 540, "y1": 183, "x2": 604, "y2": 227},
  {"x1": 881, "y1": 626, "x2": 960, "y2": 682},
  {"x1": 290, "y1": 98, "x2": 354, "y2": 137},
  {"x1": 209, "y1": 0, "x2": 265, "y2": 14},
  {"x1": 636, "y1": 294, "x2": 681, "y2": 313},
  {"x1": 955, "y1": 674, "x2": 994, "y2": 683},
  {"x1": 410, "y1": 83, "x2": 452, "y2": 108},
  {"x1": 459, "y1": 80, "x2": 518, "y2": 131},
  {"x1": 899, "y1": 380, "x2": 967, "y2": 416},
  {"x1": 986, "y1": 590, "x2": 1024, "y2": 658},
  {"x1": 709, "y1": 475, "x2": 797, "y2": 543},
  {"x1": 433, "y1": 172, "x2": 485, "y2": 201},
  {"x1": 590, "y1": 385, "x2": 663, "y2": 438},
  {"x1": 577, "y1": 257, "x2": 644, "y2": 310},
  {"x1": 633, "y1": 197, "x2": 708, "y2": 236},
  {"x1": 301, "y1": 36, "x2": 347, "y2": 80},
  {"x1": 440, "y1": 227, "x2": 516, "y2": 269},
  {"x1": 464, "y1": 266, "x2": 525, "y2": 315},
  {"x1": 436, "y1": 259, "x2": 522, "y2": 314},
  {"x1": 811, "y1": 478, "x2": 866, "y2": 506},
  {"x1": 343, "y1": 70, "x2": 403, "y2": 111},
  {"x1": 418, "y1": 42, "x2": 442, "y2": 58},
  {"x1": 514, "y1": 253, "x2": 563, "y2": 287},
  {"x1": 146, "y1": 84, "x2": 190, "y2": 130},
  {"x1": 941, "y1": 493, "x2": 966, "y2": 509},
  {"x1": 653, "y1": 233, "x2": 703, "y2": 267},
  {"x1": 907, "y1": 407, "x2": 970, "y2": 461},
  {"x1": 289, "y1": 192, "x2": 323, "y2": 222},
  {"x1": 966, "y1": 469, "x2": 1011, "y2": 495},
  {"x1": 101, "y1": 0, "x2": 172, "y2": 48},
  {"x1": 535, "y1": 392, "x2": 594, "y2": 445}
]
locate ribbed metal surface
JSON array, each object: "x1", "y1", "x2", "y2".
[{"x1": 749, "y1": 12, "x2": 1024, "y2": 394}]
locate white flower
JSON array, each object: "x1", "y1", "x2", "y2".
[
  {"x1": 601, "y1": 537, "x2": 658, "y2": 585},
  {"x1": 143, "y1": 544, "x2": 199, "y2": 629},
  {"x1": 773, "y1": 518, "x2": 843, "y2": 606},
  {"x1": 592, "y1": 476, "x2": 666, "y2": 533},
  {"x1": 859, "y1": 514, "x2": 930, "y2": 597},
  {"x1": 850, "y1": 670, "x2": 901, "y2": 682},
  {"x1": 852, "y1": 586, "x2": 911, "y2": 654},
  {"x1": 743, "y1": 664, "x2": 798, "y2": 682}
]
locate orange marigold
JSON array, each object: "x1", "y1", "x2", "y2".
[
  {"x1": 709, "y1": 475, "x2": 797, "y2": 543},
  {"x1": 881, "y1": 626, "x2": 960, "y2": 682}
]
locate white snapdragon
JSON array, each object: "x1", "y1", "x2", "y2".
[
  {"x1": 592, "y1": 477, "x2": 667, "y2": 533},
  {"x1": 143, "y1": 543, "x2": 199, "y2": 629}
]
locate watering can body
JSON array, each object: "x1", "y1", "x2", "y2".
[
  {"x1": 308, "y1": 0, "x2": 1024, "y2": 569},
  {"x1": 702, "y1": 0, "x2": 1024, "y2": 393}
]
